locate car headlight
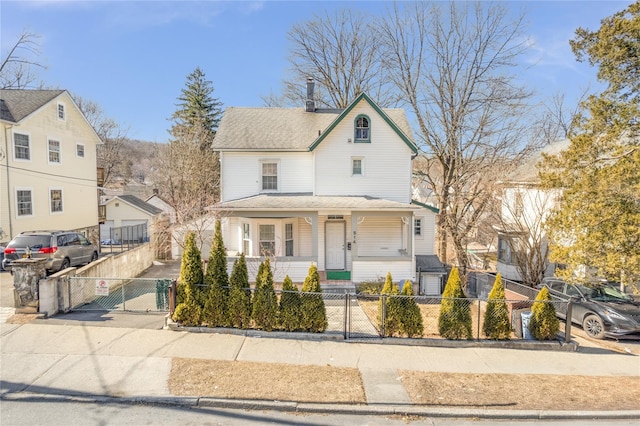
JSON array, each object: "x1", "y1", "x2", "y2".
[{"x1": 603, "y1": 310, "x2": 627, "y2": 321}]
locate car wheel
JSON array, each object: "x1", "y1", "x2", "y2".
[
  {"x1": 91, "y1": 252, "x2": 98, "y2": 262},
  {"x1": 60, "y1": 258, "x2": 71, "y2": 272},
  {"x1": 583, "y1": 314, "x2": 605, "y2": 339}
]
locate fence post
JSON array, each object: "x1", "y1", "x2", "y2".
[
  {"x1": 169, "y1": 280, "x2": 176, "y2": 315},
  {"x1": 121, "y1": 282, "x2": 126, "y2": 311},
  {"x1": 343, "y1": 293, "x2": 349, "y2": 340},
  {"x1": 381, "y1": 294, "x2": 387, "y2": 338},
  {"x1": 476, "y1": 299, "x2": 481, "y2": 340},
  {"x1": 565, "y1": 298, "x2": 574, "y2": 343}
]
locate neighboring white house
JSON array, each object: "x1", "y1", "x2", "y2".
[
  {"x1": 146, "y1": 192, "x2": 176, "y2": 224},
  {"x1": 100, "y1": 195, "x2": 162, "y2": 243},
  {"x1": 207, "y1": 80, "x2": 443, "y2": 290},
  {"x1": 495, "y1": 139, "x2": 567, "y2": 283},
  {"x1": 0, "y1": 89, "x2": 102, "y2": 245}
]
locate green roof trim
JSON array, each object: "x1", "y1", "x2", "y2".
[
  {"x1": 308, "y1": 92, "x2": 417, "y2": 153},
  {"x1": 411, "y1": 199, "x2": 439, "y2": 213}
]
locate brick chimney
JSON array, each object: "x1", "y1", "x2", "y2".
[{"x1": 305, "y1": 77, "x2": 315, "y2": 112}]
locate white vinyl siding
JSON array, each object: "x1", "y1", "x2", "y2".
[
  {"x1": 352, "y1": 260, "x2": 413, "y2": 283},
  {"x1": 297, "y1": 217, "x2": 313, "y2": 257},
  {"x1": 314, "y1": 103, "x2": 413, "y2": 202},
  {"x1": 413, "y1": 213, "x2": 436, "y2": 255},
  {"x1": 221, "y1": 152, "x2": 313, "y2": 201},
  {"x1": 356, "y1": 217, "x2": 404, "y2": 256}
]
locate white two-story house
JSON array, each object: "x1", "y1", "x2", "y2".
[
  {"x1": 211, "y1": 80, "x2": 443, "y2": 289},
  {"x1": 0, "y1": 89, "x2": 103, "y2": 246}
]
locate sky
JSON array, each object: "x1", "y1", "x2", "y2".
[{"x1": 1, "y1": 0, "x2": 633, "y2": 143}]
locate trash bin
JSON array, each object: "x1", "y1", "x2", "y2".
[{"x1": 521, "y1": 311, "x2": 533, "y2": 340}]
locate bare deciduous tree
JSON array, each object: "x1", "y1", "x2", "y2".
[
  {"x1": 376, "y1": 1, "x2": 537, "y2": 271},
  {"x1": 0, "y1": 30, "x2": 46, "y2": 89},
  {"x1": 283, "y1": 9, "x2": 396, "y2": 108}
]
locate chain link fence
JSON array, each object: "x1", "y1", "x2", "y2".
[
  {"x1": 100, "y1": 223, "x2": 149, "y2": 254},
  {"x1": 169, "y1": 283, "x2": 570, "y2": 341},
  {"x1": 68, "y1": 277, "x2": 171, "y2": 312}
]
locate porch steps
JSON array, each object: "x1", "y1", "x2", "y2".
[{"x1": 320, "y1": 281, "x2": 356, "y2": 294}]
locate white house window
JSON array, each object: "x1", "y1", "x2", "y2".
[
  {"x1": 497, "y1": 236, "x2": 513, "y2": 264},
  {"x1": 50, "y1": 188, "x2": 63, "y2": 213},
  {"x1": 285, "y1": 223, "x2": 294, "y2": 256},
  {"x1": 57, "y1": 103, "x2": 66, "y2": 120},
  {"x1": 16, "y1": 189, "x2": 33, "y2": 216},
  {"x1": 259, "y1": 224, "x2": 275, "y2": 256},
  {"x1": 352, "y1": 157, "x2": 363, "y2": 176},
  {"x1": 76, "y1": 143, "x2": 85, "y2": 158},
  {"x1": 414, "y1": 218, "x2": 422, "y2": 236},
  {"x1": 261, "y1": 162, "x2": 278, "y2": 191},
  {"x1": 48, "y1": 139, "x2": 61, "y2": 163},
  {"x1": 14, "y1": 133, "x2": 30, "y2": 160},
  {"x1": 355, "y1": 115, "x2": 370, "y2": 142},
  {"x1": 242, "y1": 223, "x2": 251, "y2": 255}
]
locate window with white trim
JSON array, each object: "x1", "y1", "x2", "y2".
[
  {"x1": 285, "y1": 223, "x2": 294, "y2": 256},
  {"x1": 261, "y1": 161, "x2": 278, "y2": 191},
  {"x1": 50, "y1": 188, "x2": 63, "y2": 213},
  {"x1": 352, "y1": 157, "x2": 364, "y2": 176},
  {"x1": 242, "y1": 223, "x2": 251, "y2": 255},
  {"x1": 354, "y1": 115, "x2": 370, "y2": 142},
  {"x1": 16, "y1": 189, "x2": 33, "y2": 216},
  {"x1": 76, "y1": 143, "x2": 85, "y2": 158},
  {"x1": 414, "y1": 218, "x2": 422, "y2": 236},
  {"x1": 259, "y1": 224, "x2": 275, "y2": 256},
  {"x1": 57, "y1": 103, "x2": 66, "y2": 121},
  {"x1": 48, "y1": 139, "x2": 61, "y2": 163},
  {"x1": 14, "y1": 133, "x2": 30, "y2": 160}
]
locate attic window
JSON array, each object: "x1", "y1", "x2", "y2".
[
  {"x1": 57, "y1": 103, "x2": 66, "y2": 121},
  {"x1": 354, "y1": 115, "x2": 370, "y2": 142}
]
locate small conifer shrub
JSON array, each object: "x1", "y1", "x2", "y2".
[
  {"x1": 378, "y1": 272, "x2": 401, "y2": 336},
  {"x1": 226, "y1": 253, "x2": 252, "y2": 329},
  {"x1": 482, "y1": 273, "x2": 512, "y2": 340},
  {"x1": 177, "y1": 231, "x2": 204, "y2": 307},
  {"x1": 202, "y1": 220, "x2": 229, "y2": 327},
  {"x1": 251, "y1": 258, "x2": 278, "y2": 331},
  {"x1": 278, "y1": 275, "x2": 302, "y2": 332},
  {"x1": 399, "y1": 280, "x2": 424, "y2": 338},
  {"x1": 529, "y1": 286, "x2": 560, "y2": 340},
  {"x1": 172, "y1": 294, "x2": 202, "y2": 327},
  {"x1": 438, "y1": 267, "x2": 473, "y2": 339},
  {"x1": 300, "y1": 263, "x2": 328, "y2": 333}
]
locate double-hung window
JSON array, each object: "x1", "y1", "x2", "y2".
[
  {"x1": 50, "y1": 189, "x2": 63, "y2": 213},
  {"x1": 16, "y1": 189, "x2": 33, "y2": 216},
  {"x1": 76, "y1": 143, "x2": 85, "y2": 158},
  {"x1": 48, "y1": 139, "x2": 61, "y2": 164},
  {"x1": 352, "y1": 157, "x2": 364, "y2": 176},
  {"x1": 261, "y1": 162, "x2": 278, "y2": 191},
  {"x1": 414, "y1": 218, "x2": 422, "y2": 236},
  {"x1": 259, "y1": 224, "x2": 275, "y2": 256},
  {"x1": 14, "y1": 133, "x2": 30, "y2": 160},
  {"x1": 57, "y1": 103, "x2": 66, "y2": 121},
  {"x1": 242, "y1": 223, "x2": 251, "y2": 255},
  {"x1": 285, "y1": 223, "x2": 294, "y2": 256},
  {"x1": 355, "y1": 115, "x2": 370, "y2": 142}
]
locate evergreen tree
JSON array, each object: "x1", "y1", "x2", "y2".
[
  {"x1": 438, "y1": 267, "x2": 473, "y2": 339},
  {"x1": 529, "y1": 286, "x2": 560, "y2": 340},
  {"x1": 482, "y1": 273, "x2": 512, "y2": 340},
  {"x1": 202, "y1": 220, "x2": 228, "y2": 327},
  {"x1": 378, "y1": 272, "x2": 401, "y2": 336},
  {"x1": 251, "y1": 258, "x2": 278, "y2": 331},
  {"x1": 278, "y1": 275, "x2": 302, "y2": 332},
  {"x1": 177, "y1": 231, "x2": 204, "y2": 306},
  {"x1": 300, "y1": 263, "x2": 328, "y2": 333},
  {"x1": 399, "y1": 280, "x2": 424, "y2": 338},
  {"x1": 227, "y1": 253, "x2": 252, "y2": 329}
]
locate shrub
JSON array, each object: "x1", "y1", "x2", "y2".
[
  {"x1": 178, "y1": 231, "x2": 204, "y2": 307},
  {"x1": 202, "y1": 220, "x2": 229, "y2": 327},
  {"x1": 356, "y1": 281, "x2": 385, "y2": 295},
  {"x1": 378, "y1": 272, "x2": 401, "y2": 336},
  {"x1": 399, "y1": 280, "x2": 424, "y2": 338},
  {"x1": 251, "y1": 258, "x2": 278, "y2": 331},
  {"x1": 226, "y1": 253, "x2": 252, "y2": 329},
  {"x1": 529, "y1": 286, "x2": 560, "y2": 340},
  {"x1": 172, "y1": 294, "x2": 201, "y2": 327},
  {"x1": 438, "y1": 267, "x2": 473, "y2": 339},
  {"x1": 278, "y1": 275, "x2": 302, "y2": 332},
  {"x1": 482, "y1": 273, "x2": 512, "y2": 340},
  {"x1": 300, "y1": 263, "x2": 328, "y2": 332}
]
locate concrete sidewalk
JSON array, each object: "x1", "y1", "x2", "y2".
[{"x1": 1, "y1": 321, "x2": 639, "y2": 420}]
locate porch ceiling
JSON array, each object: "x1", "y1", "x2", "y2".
[{"x1": 215, "y1": 193, "x2": 422, "y2": 212}]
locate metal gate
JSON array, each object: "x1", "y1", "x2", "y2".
[{"x1": 68, "y1": 277, "x2": 171, "y2": 312}]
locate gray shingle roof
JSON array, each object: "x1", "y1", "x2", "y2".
[
  {"x1": 114, "y1": 195, "x2": 163, "y2": 216},
  {"x1": 0, "y1": 89, "x2": 65, "y2": 123},
  {"x1": 415, "y1": 255, "x2": 446, "y2": 273},
  {"x1": 216, "y1": 193, "x2": 421, "y2": 211},
  {"x1": 213, "y1": 102, "x2": 414, "y2": 152},
  {"x1": 505, "y1": 139, "x2": 571, "y2": 184}
]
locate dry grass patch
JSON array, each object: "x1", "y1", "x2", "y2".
[
  {"x1": 401, "y1": 371, "x2": 640, "y2": 411},
  {"x1": 6, "y1": 314, "x2": 40, "y2": 324},
  {"x1": 169, "y1": 358, "x2": 366, "y2": 403}
]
